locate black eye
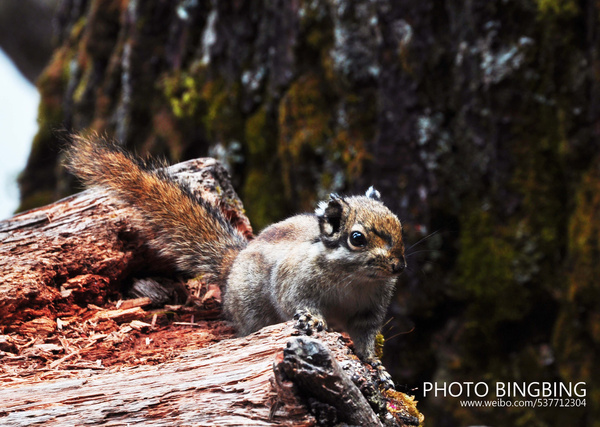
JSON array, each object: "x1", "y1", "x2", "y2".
[{"x1": 348, "y1": 231, "x2": 367, "y2": 249}]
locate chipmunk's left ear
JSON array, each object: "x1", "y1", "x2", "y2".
[
  {"x1": 316, "y1": 194, "x2": 346, "y2": 239},
  {"x1": 365, "y1": 186, "x2": 381, "y2": 200}
]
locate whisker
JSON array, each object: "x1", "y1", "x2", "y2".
[
  {"x1": 406, "y1": 228, "x2": 442, "y2": 251},
  {"x1": 381, "y1": 317, "x2": 395, "y2": 329},
  {"x1": 406, "y1": 249, "x2": 441, "y2": 258}
]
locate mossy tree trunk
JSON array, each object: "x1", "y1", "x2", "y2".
[{"x1": 17, "y1": 0, "x2": 600, "y2": 425}]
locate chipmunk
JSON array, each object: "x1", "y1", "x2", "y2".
[{"x1": 65, "y1": 134, "x2": 406, "y2": 377}]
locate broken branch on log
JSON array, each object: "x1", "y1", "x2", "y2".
[{"x1": 277, "y1": 336, "x2": 384, "y2": 426}]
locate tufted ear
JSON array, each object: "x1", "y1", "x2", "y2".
[
  {"x1": 365, "y1": 186, "x2": 381, "y2": 200},
  {"x1": 315, "y1": 193, "x2": 345, "y2": 237}
]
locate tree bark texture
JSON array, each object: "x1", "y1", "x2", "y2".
[
  {"x1": 0, "y1": 322, "x2": 421, "y2": 426},
  {"x1": 12, "y1": 1, "x2": 600, "y2": 425},
  {"x1": 0, "y1": 157, "x2": 251, "y2": 328},
  {"x1": 1, "y1": 323, "x2": 309, "y2": 427}
]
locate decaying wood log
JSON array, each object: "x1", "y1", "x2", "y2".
[
  {"x1": 0, "y1": 156, "x2": 423, "y2": 426},
  {"x1": 0, "y1": 322, "x2": 421, "y2": 426},
  {"x1": 0, "y1": 158, "x2": 252, "y2": 328},
  {"x1": 0, "y1": 323, "x2": 307, "y2": 426}
]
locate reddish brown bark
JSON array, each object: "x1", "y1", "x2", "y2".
[
  {"x1": 0, "y1": 157, "x2": 251, "y2": 329},
  {"x1": 0, "y1": 322, "x2": 421, "y2": 426}
]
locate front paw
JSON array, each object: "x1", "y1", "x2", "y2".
[
  {"x1": 368, "y1": 358, "x2": 395, "y2": 390},
  {"x1": 293, "y1": 309, "x2": 326, "y2": 335}
]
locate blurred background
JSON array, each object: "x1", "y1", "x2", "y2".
[
  {"x1": 1, "y1": 0, "x2": 598, "y2": 425},
  {"x1": 0, "y1": 0, "x2": 53, "y2": 220}
]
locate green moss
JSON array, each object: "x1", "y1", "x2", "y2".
[
  {"x1": 332, "y1": 92, "x2": 376, "y2": 182},
  {"x1": 508, "y1": 133, "x2": 566, "y2": 289},
  {"x1": 242, "y1": 105, "x2": 287, "y2": 230},
  {"x1": 242, "y1": 170, "x2": 277, "y2": 231},
  {"x1": 202, "y1": 77, "x2": 244, "y2": 142},
  {"x1": 162, "y1": 72, "x2": 203, "y2": 119},
  {"x1": 71, "y1": 16, "x2": 88, "y2": 38},
  {"x1": 278, "y1": 73, "x2": 333, "y2": 208},
  {"x1": 456, "y1": 207, "x2": 528, "y2": 326},
  {"x1": 535, "y1": 0, "x2": 578, "y2": 16},
  {"x1": 278, "y1": 74, "x2": 332, "y2": 159},
  {"x1": 552, "y1": 158, "x2": 600, "y2": 421},
  {"x1": 567, "y1": 161, "x2": 600, "y2": 305},
  {"x1": 245, "y1": 105, "x2": 268, "y2": 157},
  {"x1": 73, "y1": 65, "x2": 93, "y2": 104}
]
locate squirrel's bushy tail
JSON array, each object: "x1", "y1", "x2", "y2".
[{"x1": 65, "y1": 133, "x2": 247, "y2": 285}]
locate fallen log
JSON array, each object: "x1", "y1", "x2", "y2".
[
  {"x1": 0, "y1": 157, "x2": 423, "y2": 425},
  {"x1": 0, "y1": 322, "x2": 421, "y2": 426},
  {"x1": 1, "y1": 323, "x2": 310, "y2": 426}
]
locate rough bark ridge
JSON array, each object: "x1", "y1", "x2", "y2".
[{"x1": 15, "y1": 0, "x2": 600, "y2": 425}]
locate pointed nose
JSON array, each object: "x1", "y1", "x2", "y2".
[{"x1": 391, "y1": 256, "x2": 407, "y2": 274}]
